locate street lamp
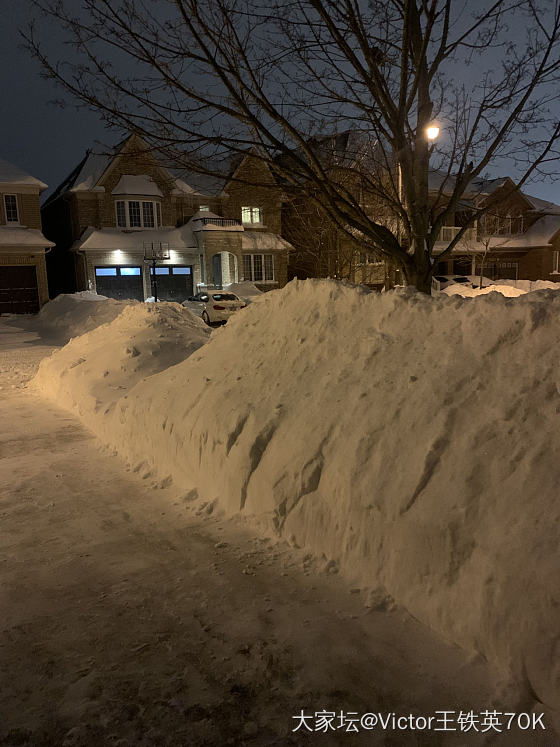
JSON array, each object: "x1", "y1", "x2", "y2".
[{"x1": 426, "y1": 124, "x2": 440, "y2": 141}]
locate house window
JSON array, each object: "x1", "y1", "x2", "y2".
[
  {"x1": 142, "y1": 202, "x2": 155, "y2": 227},
  {"x1": 4, "y1": 194, "x2": 19, "y2": 223},
  {"x1": 241, "y1": 206, "x2": 262, "y2": 224},
  {"x1": 116, "y1": 201, "x2": 127, "y2": 227},
  {"x1": 115, "y1": 199, "x2": 161, "y2": 228},
  {"x1": 199, "y1": 205, "x2": 210, "y2": 212},
  {"x1": 243, "y1": 253, "x2": 274, "y2": 282},
  {"x1": 128, "y1": 201, "x2": 141, "y2": 227},
  {"x1": 552, "y1": 251, "x2": 560, "y2": 275}
]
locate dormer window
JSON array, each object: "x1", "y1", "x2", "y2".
[
  {"x1": 241, "y1": 206, "x2": 262, "y2": 225},
  {"x1": 115, "y1": 199, "x2": 161, "y2": 229},
  {"x1": 4, "y1": 194, "x2": 19, "y2": 223}
]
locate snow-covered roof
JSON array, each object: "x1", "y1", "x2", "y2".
[
  {"x1": 523, "y1": 194, "x2": 560, "y2": 214},
  {"x1": 0, "y1": 158, "x2": 47, "y2": 191},
  {"x1": 70, "y1": 152, "x2": 112, "y2": 191},
  {"x1": 241, "y1": 231, "x2": 293, "y2": 252},
  {"x1": 496, "y1": 214, "x2": 560, "y2": 248},
  {"x1": 0, "y1": 226, "x2": 55, "y2": 248},
  {"x1": 73, "y1": 226, "x2": 198, "y2": 252},
  {"x1": 112, "y1": 175, "x2": 163, "y2": 197}
]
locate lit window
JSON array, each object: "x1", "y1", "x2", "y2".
[
  {"x1": 4, "y1": 195, "x2": 19, "y2": 223},
  {"x1": 120, "y1": 267, "x2": 141, "y2": 276},
  {"x1": 553, "y1": 251, "x2": 560, "y2": 274},
  {"x1": 95, "y1": 267, "x2": 118, "y2": 276},
  {"x1": 241, "y1": 206, "x2": 262, "y2": 224},
  {"x1": 199, "y1": 205, "x2": 210, "y2": 212},
  {"x1": 243, "y1": 254, "x2": 274, "y2": 282}
]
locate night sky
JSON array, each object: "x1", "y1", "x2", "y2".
[{"x1": 2, "y1": 1, "x2": 560, "y2": 204}]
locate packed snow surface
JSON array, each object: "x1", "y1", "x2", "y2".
[{"x1": 34, "y1": 280, "x2": 560, "y2": 715}]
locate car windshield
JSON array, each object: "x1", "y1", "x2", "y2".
[{"x1": 211, "y1": 293, "x2": 238, "y2": 301}]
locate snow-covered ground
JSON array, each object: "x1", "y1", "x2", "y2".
[
  {"x1": 1, "y1": 316, "x2": 538, "y2": 745},
  {"x1": 440, "y1": 278, "x2": 560, "y2": 298}
]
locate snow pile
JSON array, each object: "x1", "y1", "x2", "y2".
[
  {"x1": 443, "y1": 283, "x2": 527, "y2": 297},
  {"x1": 224, "y1": 281, "x2": 264, "y2": 302},
  {"x1": 494, "y1": 278, "x2": 560, "y2": 292},
  {"x1": 34, "y1": 280, "x2": 560, "y2": 712},
  {"x1": 34, "y1": 302, "x2": 210, "y2": 423},
  {"x1": 33, "y1": 292, "x2": 127, "y2": 342}
]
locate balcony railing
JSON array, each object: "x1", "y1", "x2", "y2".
[
  {"x1": 437, "y1": 226, "x2": 477, "y2": 243},
  {"x1": 193, "y1": 217, "x2": 241, "y2": 227}
]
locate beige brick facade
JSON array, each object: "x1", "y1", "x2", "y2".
[
  {"x1": 42, "y1": 134, "x2": 290, "y2": 298},
  {"x1": 0, "y1": 162, "x2": 52, "y2": 310}
]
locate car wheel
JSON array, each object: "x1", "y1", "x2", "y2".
[{"x1": 202, "y1": 310, "x2": 210, "y2": 325}]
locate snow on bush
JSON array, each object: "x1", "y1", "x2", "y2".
[
  {"x1": 34, "y1": 302, "x2": 209, "y2": 423},
  {"x1": 33, "y1": 292, "x2": 128, "y2": 342},
  {"x1": 34, "y1": 280, "x2": 560, "y2": 712}
]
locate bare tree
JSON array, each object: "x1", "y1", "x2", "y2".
[{"x1": 25, "y1": 0, "x2": 560, "y2": 292}]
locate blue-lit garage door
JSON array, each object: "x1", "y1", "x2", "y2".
[
  {"x1": 94, "y1": 266, "x2": 144, "y2": 301},
  {"x1": 149, "y1": 265, "x2": 193, "y2": 301}
]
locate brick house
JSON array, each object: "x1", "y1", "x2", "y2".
[
  {"x1": 278, "y1": 130, "x2": 560, "y2": 288},
  {"x1": 432, "y1": 176, "x2": 560, "y2": 283},
  {"x1": 0, "y1": 158, "x2": 53, "y2": 313},
  {"x1": 42, "y1": 134, "x2": 290, "y2": 301}
]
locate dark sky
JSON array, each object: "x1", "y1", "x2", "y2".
[
  {"x1": 1, "y1": 3, "x2": 112, "y2": 199},
  {"x1": 2, "y1": 1, "x2": 560, "y2": 204}
]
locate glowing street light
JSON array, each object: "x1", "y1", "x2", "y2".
[{"x1": 426, "y1": 125, "x2": 440, "y2": 141}]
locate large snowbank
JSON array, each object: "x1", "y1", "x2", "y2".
[
  {"x1": 34, "y1": 280, "x2": 560, "y2": 714},
  {"x1": 34, "y1": 302, "x2": 209, "y2": 422}
]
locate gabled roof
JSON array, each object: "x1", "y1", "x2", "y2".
[
  {"x1": 0, "y1": 158, "x2": 47, "y2": 191},
  {"x1": 44, "y1": 134, "x2": 195, "y2": 205}
]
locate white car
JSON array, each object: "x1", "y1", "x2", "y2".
[{"x1": 182, "y1": 290, "x2": 247, "y2": 325}]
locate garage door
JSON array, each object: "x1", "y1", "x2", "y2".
[
  {"x1": 95, "y1": 266, "x2": 144, "y2": 301},
  {"x1": 0, "y1": 266, "x2": 40, "y2": 314},
  {"x1": 149, "y1": 265, "x2": 193, "y2": 302}
]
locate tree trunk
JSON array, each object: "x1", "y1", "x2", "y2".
[{"x1": 402, "y1": 244, "x2": 433, "y2": 294}]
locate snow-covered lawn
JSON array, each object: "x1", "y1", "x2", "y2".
[{"x1": 0, "y1": 317, "x2": 529, "y2": 745}]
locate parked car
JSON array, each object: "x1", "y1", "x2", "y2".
[{"x1": 182, "y1": 290, "x2": 247, "y2": 324}]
